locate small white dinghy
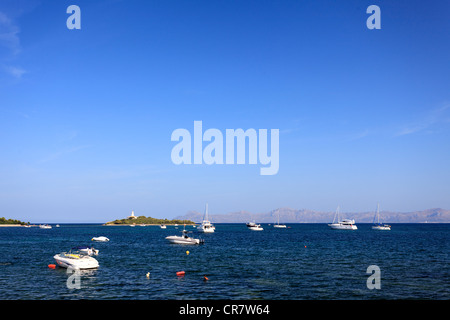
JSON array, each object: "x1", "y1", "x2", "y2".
[{"x1": 91, "y1": 236, "x2": 109, "y2": 242}]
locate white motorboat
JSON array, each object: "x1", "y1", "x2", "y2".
[
  {"x1": 54, "y1": 250, "x2": 99, "y2": 269},
  {"x1": 91, "y1": 236, "x2": 109, "y2": 242},
  {"x1": 197, "y1": 203, "x2": 215, "y2": 233},
  {"x1": 160, "y1": 224, "x2": 167, "y2": 229},
  {"x1": 165, "y1": 228, "x2": 204, "y2": 245},
  {"x1": 328, "y1": 206, "x2": 357, "y2": 230},
  {"x1": 39, "y1": 224, "x2": 52, "y2": 229},
  {"x1": 372, "y1": 203, "x2": 391, "y2": 230},
  {"x1": 248, "y1": 223, "x2": 264, "y2": 231}
]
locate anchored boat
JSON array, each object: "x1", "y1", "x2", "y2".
[
  {"x1": 372, "y1": 203, "x2": 391, "y2": 230},
  {"x1": 92, "y1": 236, "x2": 109, "y2": 242},
  {"x1": 248, "y1": 223, "x2": 264, "y2": 231},
  {"x1": 273, "y1": 211, "x2": 286, "y2": 228},
  {"x1": 54, "y1": 249, "x2": 99, "y2": 269},
  {"x1": 197, "y1": 203, "x2": 215, "y2": 233},
  {"x1": 166, "y1": 227, "x2": 204, "y2": 245},
  {"x1": 328, "y1": 206, "x2": 357, "y2": 230}
]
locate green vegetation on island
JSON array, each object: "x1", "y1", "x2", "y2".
[
  {"x1": 105, "y1": 216, "x2": 195, "y2": 225},
  {"x1": 0, "y1": 217, "x2": 29, "y2": 225}
]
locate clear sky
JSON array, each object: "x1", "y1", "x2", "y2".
[{"x1": 1, "y1": 0, "x2": 449, "y2": 222}]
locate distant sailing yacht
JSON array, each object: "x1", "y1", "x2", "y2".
[
  {"x1": 197, "y1": 203, "x2": 215, "y2": 233},
  {"x1": 273, "y1": 211, "x2": 286, "y2": 228},
  {"x1": 372, "y1": 203, "x2": 391, "y2": 230},
  {"x1": 328, "y1": 206, "x2": 357, "y2": 230}
]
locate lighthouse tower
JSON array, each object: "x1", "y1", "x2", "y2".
[{"x1": 128, "y1": 210, "x2": 137, "y2": 219}]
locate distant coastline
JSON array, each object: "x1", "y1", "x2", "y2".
[{"x1": 175, "y1": 207, "x2": 450, "y2": 224}]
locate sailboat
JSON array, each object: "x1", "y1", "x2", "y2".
[
  {"x1": 273, "y1": 211, "x2": 286, "y2": 228},
  {"x1": 328, "y1": 206, "x2": 357, "y2": 230},
  {"x1": 197, "y1": 203, "x2": 215, "y2": 233},
  {"x1": 372, "y1": 203, "x2": 391, "y2": 230}
]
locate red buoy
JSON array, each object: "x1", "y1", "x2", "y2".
[
  {"x1": 48, "y1": 264, "x2": 56, "y2": 269},
  {"x1": 176, "y1": 271, "x2": 185, "y2": 276}
]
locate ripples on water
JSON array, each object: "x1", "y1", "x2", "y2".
[{"x1": 0, "y1": 224, "x2": 448, "y2": 299}]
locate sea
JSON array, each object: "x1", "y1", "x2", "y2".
[{"x1": 0, "y1": 223, "x2": 448, "y2": 300}]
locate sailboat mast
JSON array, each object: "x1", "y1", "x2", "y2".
[
  {"x1": 376, "y1": 203, "x2": 380, "y2": 224},
  {"x1": 333, "y1": 206, "x2": 340, "y2": 224}
]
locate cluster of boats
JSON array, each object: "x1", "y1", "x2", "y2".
[
  {"x1": 165, "y1": 203, "x2": 214, "y2": 244},
  {"x1": 328, "y1": 204, "x2": 391, "y2": 230},
  {"x1": 53, "y1": 236, "x2": 110, "y2": 270},
  {"x1": 164, "y1": 202, "x2": 391, "y2": 236},
  {"x1": 51, "y1": 203, "x2": 391, "y2": 269},
  {"x1": 245, "y1": 203, "x2": 391, "y2": 231}
]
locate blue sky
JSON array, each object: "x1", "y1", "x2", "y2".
[{"x1": 1, "y1": 0, "x2": 449, "y2": 222}]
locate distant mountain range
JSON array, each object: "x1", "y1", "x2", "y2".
[{"x1": 175, "y1": 207, "x2": 450, "y2": 223}]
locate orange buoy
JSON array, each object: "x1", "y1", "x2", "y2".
[
  {"x1": 48, "y1": 264, "x2": 56, "y2": 269},
  {"x1": 203, "y1": 275, "x2": 209, "y2": 281},
  {"x1": 176, "y1": 271, "x2": 185, "y2": 276}
]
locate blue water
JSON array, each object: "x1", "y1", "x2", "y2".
[{"x1": 0, "y1": 224, "x2": 448, "y2": 300}]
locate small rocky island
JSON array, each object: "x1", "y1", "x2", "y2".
[{"x1": 104, "y1": 211, "x2": 194, "y2": 226}]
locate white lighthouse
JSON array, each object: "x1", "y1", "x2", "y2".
[{"x1": 128, "y1": 210, "x2": 137, "y2": 219}]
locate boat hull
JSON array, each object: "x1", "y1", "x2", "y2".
[
  {"x1": 328, "y1": 223, "x2": 357, "y2": 230},
  {"x1": 372, "y1": 225, "x2": 391, "y2": 230},
  {"x1": 53, "y1": 254, "x2": 99, "y2": 269},
  {"x1": 165, "y1": 235, "x2": 202, "y2": 245},
  {"x1": 197, "y1": 223, "x2": 215, "y2": 233},
  {"x1": 92, "y1": 236, "x2": 109, "y2": 242}
]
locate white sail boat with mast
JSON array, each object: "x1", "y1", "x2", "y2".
[
  {"x1": 197, "y1": 203, "x2": 215, "y2": 233},
  {"x1": 328, "y1": 206, "x2": 357, "y2": 230},
  {"x1": 273, "y1": 210, "x2": 286, "y2": 228},
  {"x1": 372, "y1": 203, "x2": 391, "y2": 230}
]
